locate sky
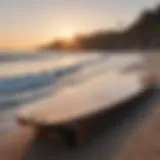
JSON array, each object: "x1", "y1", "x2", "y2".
[{"x1": 0, "y1": 0, "x2": 158, "y2": 51}]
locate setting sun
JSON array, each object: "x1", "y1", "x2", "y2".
[
  {"x1": 55, "y1": 28, "x2": 78, "y2": 48},
  {"x1": 58, "y1": 29, "x2": 76, "y2": 40}
]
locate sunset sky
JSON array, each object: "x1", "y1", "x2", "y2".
[{"x1": 0, "y1": 0, "x2": 157, "y2": 51}]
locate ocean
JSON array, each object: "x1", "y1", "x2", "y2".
[{"x1": 0, "y1": 51, "x2": 143, "y2": 133}]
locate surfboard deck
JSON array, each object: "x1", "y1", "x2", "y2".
[{"x1": 17, "y1": 56, "x2": 155, "y2": 147}]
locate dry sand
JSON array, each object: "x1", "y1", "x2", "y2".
[{"x1": 1, "y1": 53, "x2": 160, "y2": 160}]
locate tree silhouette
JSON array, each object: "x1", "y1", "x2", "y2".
[{"x1": 41, "y1": 5, "x2": 160, "y2": 51}]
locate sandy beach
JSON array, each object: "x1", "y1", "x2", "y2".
[
  {"x1": 114, "y1": 99, "x2": 160, "y2": 160},
  {"x1": 0, "y1": 127, "x2": 34, "y2": 160},
  {"x1": 114, "y1": 53, "x2": 160, "y2": 160},
  {"x1": 1, "y1": 53, "x2": 160, "y2": 160}
]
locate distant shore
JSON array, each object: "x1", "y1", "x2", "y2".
[{"x1": 41, "y1": 5, "x2": 160, "y2": 51}]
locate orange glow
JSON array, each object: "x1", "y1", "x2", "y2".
[
  {"x1": 61, "y1": 38, "x2": 76, "y2": 49},
  {"x1": 0, "y1": 27, "x2": 78, "y2": 51}
]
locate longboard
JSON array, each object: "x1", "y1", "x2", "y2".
[{"x1": 17, "y1": 57, "x2": 155, "y2": 147}]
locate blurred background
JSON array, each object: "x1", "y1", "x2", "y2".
[{"x1": 0, "y1": 1, "x2": 160, "y2": 160}]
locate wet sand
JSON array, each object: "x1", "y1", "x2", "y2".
[
  {"x1": 1, "y1": 53, "x2": 160, "y2": 160},
  {"x1": 114, "y1": 100, "x2": 160, "y2": 160},
  {"x1": 0, "y1": 127, "x2": 34, "y2": 160}
]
